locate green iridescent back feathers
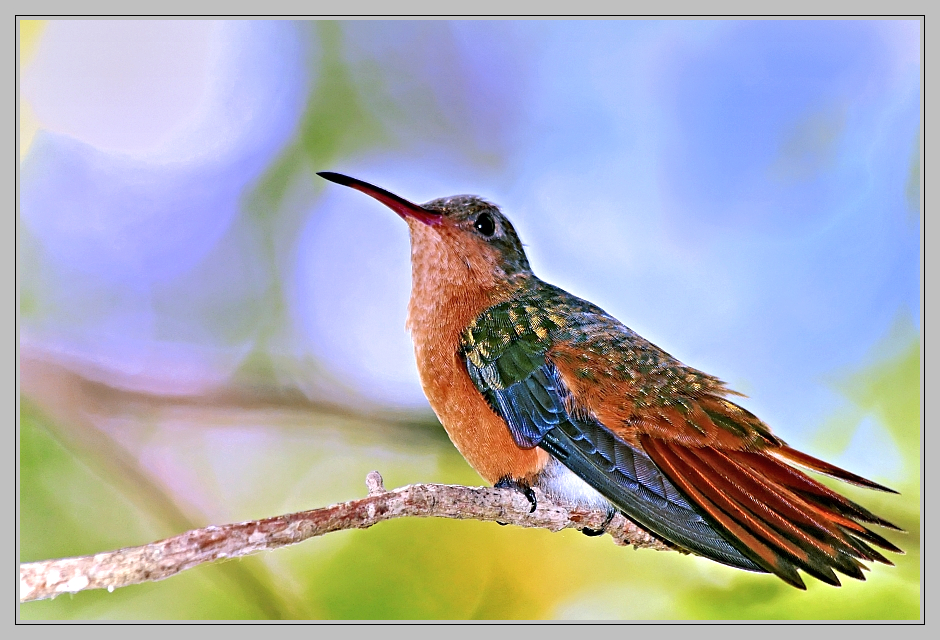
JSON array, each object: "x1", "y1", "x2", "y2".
[{"x1": 462, "y1": 279, "x2": 739, "y2": 412}]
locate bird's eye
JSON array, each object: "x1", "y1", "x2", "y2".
[{"x1": 474, "y1": 212, "x2": 496, "y2": 237}]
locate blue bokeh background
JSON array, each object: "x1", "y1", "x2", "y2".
[{"x1": 19, "y1": 19, "x2": 920, "y2": 620}]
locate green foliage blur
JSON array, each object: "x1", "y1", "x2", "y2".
[
  {"x1": 17, "y1": 328, "x2": 922, "y2": 619},
  {"x1": 19, "y1": 22, "x2": 921, "y2": 620}
]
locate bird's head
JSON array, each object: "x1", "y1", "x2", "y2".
[{"x1": 318, "y1": 172, "x2": 532, "y2": 296}]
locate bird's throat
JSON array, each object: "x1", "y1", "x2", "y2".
[
  {"x1": 404, "y1": 224, "x2": 549, "y2": 483},
  {"x1": 405, "y1": 223, "x2": 508, "y2": 343}
]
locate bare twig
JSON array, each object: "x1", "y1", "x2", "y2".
[{"x1": 19, "y1": 471, "x2": 673, "y2": 604}]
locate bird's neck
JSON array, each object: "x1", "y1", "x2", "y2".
[{"x1": 405, "y1": 229, "x2": 530, "y2": 352}]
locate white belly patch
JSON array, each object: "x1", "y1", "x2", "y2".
[{"x1": 534, "y1": 457, "x2": 613, "y2": 511}]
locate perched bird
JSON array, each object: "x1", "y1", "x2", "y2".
[{"x1": 317, "y1": 171, "x2": 903, "y2": 589}]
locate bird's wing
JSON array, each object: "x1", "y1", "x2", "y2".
[
  {"x1": 461, "y1": 288, "x2": 767, "y2": 574},
  {"x1": 462, "y1": 283, "x2": 902, "y2": 588}
]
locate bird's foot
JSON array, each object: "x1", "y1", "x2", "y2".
[
  {"x1": 581, "y1": 505, "x2": 617, "y2": 537},
  {"x1": 495, "y1": 477, "x2": 538, "y2": 513}
]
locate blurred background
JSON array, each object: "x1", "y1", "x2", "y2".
[{"x1": 18, "y1": 19, "x2": 920, "y2": 620}]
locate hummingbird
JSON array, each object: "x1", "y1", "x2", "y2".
[{"x1": 317, "y1": 171, "x2": 903, "y2": 589}]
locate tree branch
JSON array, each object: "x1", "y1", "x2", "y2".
[{"x1": 19, "y1": 471, "x2": 674, "y2": 604}]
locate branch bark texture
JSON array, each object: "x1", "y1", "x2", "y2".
[{"x1": 19, "y1": 471, "x2": 673, "y2": 603}]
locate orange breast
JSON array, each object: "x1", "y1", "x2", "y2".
[
  {"x1": 414, "y1": 337, "x2": 550, "y2": 484},
  {"x1": 404, "y1": 222, "x2": 549, "y2": 484}
]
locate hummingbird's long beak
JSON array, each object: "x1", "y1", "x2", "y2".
[{"x1": 317, "y1": 172, "x2": 442, "y2": 226}]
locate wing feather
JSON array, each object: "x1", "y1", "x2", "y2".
[{"x1": 459, "y1": 282, "x2": 901, "y2": 587}]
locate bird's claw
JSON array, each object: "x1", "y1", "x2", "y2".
[
  {"x1": 581, "y1": 505, "x2": 617, "y2": 537},
  {"x1": 495, "y1": 477, "x2": 538, "y2": 513}
]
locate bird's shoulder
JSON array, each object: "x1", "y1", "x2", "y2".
[
  {"x1": 461, "y1": 278, "x2": 722, "y2": 392},
  {"x1": 462, "y1": 278, "x2": 780, "y2": 449},
  {"x1": 459, "y1": 279, "x2": 599, "y2": 374}
]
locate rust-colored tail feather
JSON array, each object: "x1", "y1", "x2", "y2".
[
  {"x1": 640, "y1": 437, "x2": 809, "y2": 588},
  {"x1": 773, "y1": 446, "x2": 900, "y2": 494},
  {"x1": 690, "y1": 447, "x2": 873, "y2": 577},
  {"x1": 639, "y1": 435, "x2": 901, "y2": 588},
  {"x1": 737, "y1": 450, "x2": 903, "y2": 532}
]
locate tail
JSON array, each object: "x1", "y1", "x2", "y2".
[
  {"x1": 639, "y1": 436, "x2": 904, "y2": 589},
  {"x1": 772, "y1": 445, "x2": 900, "y2": 494}
]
